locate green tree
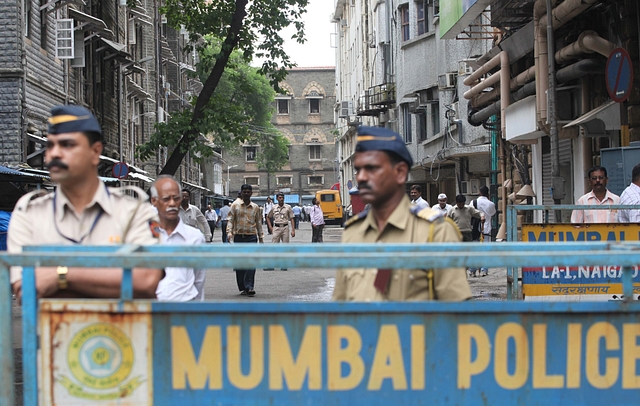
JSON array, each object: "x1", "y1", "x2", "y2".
[
  {"x1": 146, "y1": 0, "x2": 308, "y2": 175},
  {"x1": 137, "y1": 37, "x2": 278, "y2": 162},
  {"x1": 255, "y1": 130, "x2": 290, "y2": 195}
]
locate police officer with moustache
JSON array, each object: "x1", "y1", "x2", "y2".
[
  {"x1": 332, "y1": 126, "x2": 471, "y2": 301},
  {"x1": 8, "y1": 105, "x2": 162, "y2": 299}
]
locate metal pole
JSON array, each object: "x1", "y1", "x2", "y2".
[
  {"x1": 546, "y1": 0, "x2": 562, "y2": 222},
  {"x1": 0, "y1": 265, "x2": 15, "y2": 405}
]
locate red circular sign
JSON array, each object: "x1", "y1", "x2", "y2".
[{"x1": 605, "y1": 48, "x2": 634, "y2": 103}]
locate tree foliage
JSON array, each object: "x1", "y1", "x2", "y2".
[{"x1": 141, "y1": 0, "x2": 308, "y2": 175}]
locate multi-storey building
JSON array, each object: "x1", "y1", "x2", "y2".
[
  {"x1": 225, "y1": 67, "x2": 337, "y2": 204},
  {"x1": 451, "y1": 0, "x2": 640, "y2": 226},
  {"x1": 0, "y1": 0, "x2": 218, "y2": 209},
  {"x1": 333, "y1": 0, "x2": 493, "y2": 212}
]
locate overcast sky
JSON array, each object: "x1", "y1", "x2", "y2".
[{"x1": 281, "y1": 0, "x2": 336, "y2": 67}]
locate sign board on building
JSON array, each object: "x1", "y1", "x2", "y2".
[
  {"x1": 522, "y1": 223, "x2": 640, "y2": 301},
  {"x1": 606, "y1": 48, "x2": 633, "y2": 103},
  {"x1": 440, "y1": 0, "x2": 492, "y2": 39},
  {"x1": 112, "y1": 162, "x2": 129, "y2": 179}
]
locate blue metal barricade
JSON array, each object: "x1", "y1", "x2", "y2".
[
  {"x1": 507, "y1": 204, "x2": 640, "y2": 300},
  {"x1": 1, "y1": 242, "x2": 640, "y2": 405}
]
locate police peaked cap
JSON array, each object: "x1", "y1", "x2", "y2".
[
  {"x1": 48, "y1": 105, "x2": 102, "y2": 136},
  {"x1": 355, "y1": 126, "x2": 413, "y2": 167}
]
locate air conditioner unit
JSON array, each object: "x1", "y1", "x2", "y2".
[
  {"x1": 460, "y1": 181, "x2": 470, "y2": 195},
  {"x1": 470, "y1": 179, "x2": 480, "y2": 195},
  {"x1": 438, "y1": 73, "x2": 457, "y2": 89},
  {"x1": 379, "y1": 111, "x2": 388, "y2": 124},
  {"x1": 339, "y1": 101, "x2": 353, "y2": 118},
  {"x1": 388, "y1": 108, "x2": 397, "y2": 121},
  {"x1": 408, "y1": 99, "x2": 419, "y2": 113},
  {"x1": 458, "y1": 62, "x2": 474, "y2": 76}
]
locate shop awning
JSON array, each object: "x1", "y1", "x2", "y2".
[
  {"x1": 69, "y1": 9, "x2": 114, "y2": 40},
  {"x1": 563, "y1": 100, "x2": 620, "y2": 137},
  {"x1": 182, "y1": 181, "x2": 211, "y2": 192}
]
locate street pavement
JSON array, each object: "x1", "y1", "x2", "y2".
[{"x1": 205, "y1": 220, "x2": 339, "y2": 301}]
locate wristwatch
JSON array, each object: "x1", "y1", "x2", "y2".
[{"x1": 56, "y1": 266, "x2": 69, "y2": 290}]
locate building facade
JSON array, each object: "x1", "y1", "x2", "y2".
[
  {"x1": 333, "y1": 0, "x2": 493, "y2": 211},
  {"x1": 0, "y1": 0, "x2": 219, "y2": 208},
  {"x1": 225, "y1": 67, "x2": 337, "y2": 203}
]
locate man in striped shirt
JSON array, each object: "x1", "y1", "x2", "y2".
[
  {"x1": 227, "y1": 184, "x2": 264, "y2": 296},
  {"x1": 571, "y1": 166, "x2": 619, "y2": 223},
  {"x1": 618, "y1": 163, "x2": 640, "y2": 223}
]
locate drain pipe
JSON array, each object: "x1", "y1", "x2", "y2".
[
  {"x1": 471, "y1": 66, "x2": 536, "y2": 109},
  {"x1": 555, "y1": 30, "x2": 615, "y2": 62},
  {"x1": 463, "y1": 51, "x2": 510, "y2": 137},
  {"x1": 536, "y1": 0, "x2": 600, "y2": 130},
  {"x1": 546, "y1": 0, "x2": 563, "y2": 217}
]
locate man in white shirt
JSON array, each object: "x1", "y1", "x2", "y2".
[
  {"x1": 204, "y1": 204, "x2": 218, "y2": 242},
  {"x1": 310, "y1": 197, "x2": 325, "y2": 242},
  {"x1": 432, "y1": 193, "x2": 452, "y2": 214},
  {"x1": 618, "y1": 163, "x2": 640, "y2": 223},
  {"x1": 263, "y1": 197, "x2": 274, "y2": 233},
  {"x1": 151, "y1": 175, "x2": 206, "y2": 301},
  {"x1": 179, "y1": 188, "x2": 211, "y2": 240},
  {"x1": 409, "y1": 184, "x2": 429, "y2": 210},
  {"x1": 571, "y1": 166, "x2": 619, "y2": 223},
  {"x1": 219, "y1": 200, "x2": 231, "y2": 243},
  {"x1": 469, "y1": 186, "x2": 497, "y2": 277}
]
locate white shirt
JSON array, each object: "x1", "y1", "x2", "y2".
[
  {"x1": 179, "y1": 204, "x2": 211, "y2": 239},
  {"x1": 432, "y1": 203, "x2": 452, "y2": 215},
  {"x1": 411, "y1": 196, "x2": 429, "y2": 210},
  {"x1": 264, "y1": 202, "x2": 274, "y2": 220},
  {"x1": 156, "y1": 219, "x2": 206, "y2": 301},
  {"x1": 311, "y1": 205, "x2": 325, "y2": 226},
  {"x1": 618, "y1": 182, "x2": 640, "y2": 222},
  {"x1": 205, "y1": 209, "x2": 218, "y2": 222},
  {"x1": 475, "y1": 196, "x2": 496, "y2": 234}
]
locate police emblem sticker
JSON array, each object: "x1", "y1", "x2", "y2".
[{"x1": 58, "y1": 323, "x2": 144, "y2": 401}]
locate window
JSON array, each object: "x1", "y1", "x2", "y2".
[
  {"x1": 277, "y1": 176, "x2": 292, "y2": 187},
  {"x1": 417, "y1": 1, "x2": 427, "y2": 35},
  {"x1": 400, "y1": 5, "x2": 410, "y2": 41},
  {"x1": 418, "y1": 112, "x2": 427, "y2": 142},
  {"x1": 403, "y1": 106, "x2": 412, "y2": 143},
  {"x1": 244, "y1": 177, "x2": 259, "y2": 185},
  {"x1": 309, "y1": 145, "x2": 322, "y2": 160},
  {"x1": 55, "y1": 19, "x2": 74, "y2": 59},
  {"x1": 309, "y1": 99, "x2": 320, "y2": 114},
  {"x1": 25, "y1": 0, "x2": 32, "y2": 38},
  {"x1": 245, "y1": 146, "x2": 257, "y2": 162},
  {"x1": 40, "y1": 0, "x2": 48, "y2": 49},
  {"x1": 308, "y1": 176, "x2": 324, "y2": 185},
  {"x1": 277, "y1": 99, "x2": 289, "y2": 114},
  {"x1": 428, "y1": 88, "x2": 440, "y2": 137}
]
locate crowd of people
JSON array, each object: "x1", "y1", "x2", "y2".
[{"x1": 8, "y1": 105, "x2": 640, "y2": 306}]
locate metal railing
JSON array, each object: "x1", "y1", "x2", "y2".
[{"x1": 2, "y1": 241, "x2": 640, "y2": 404}]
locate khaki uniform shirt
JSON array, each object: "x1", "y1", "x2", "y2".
[
  {"x1": 332, "y1": 196, "x2": 472, "y2": 302},
  {"x1": 268, "y1": 203, "x2": 294, "y2": 226},
  {"x1": 8, "y1": 184, "x2": 159, "y2": 284}
]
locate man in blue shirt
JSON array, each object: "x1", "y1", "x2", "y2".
[{"x1": 292, "y1": 205, "x2": 302, "y2": 229}]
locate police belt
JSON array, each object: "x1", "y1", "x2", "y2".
[{"x1": 274, "y1": 223, "x2": 288, "y2": 227}]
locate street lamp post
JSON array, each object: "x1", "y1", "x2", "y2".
[{"x1": 227, "y1": 165, "x2": 238, "y2": 196}]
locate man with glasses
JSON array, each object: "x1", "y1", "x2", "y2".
[{"x1": 571, "y1": 166, "x2": 620, "y2": 223}]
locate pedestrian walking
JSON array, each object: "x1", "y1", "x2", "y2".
[
  {"x1": 227, "y1": 184, "x2": 264, "y2": 296},
  {"x1": 265, "y1": 192, "x2": 295, "y2": 270},
  {"x1": 332, "y1": 126, "x2": 471, "y2": 301},
  {"x1": 310, "y1": 197, "x2": 325, "y2": 243},
  {"x1": 179, "y1": 189, "x2": 211, "y2": 241},
  {"x1": 204, "y1": 204, "x2": 218, "y2": 242},
  {"x1": 219, "y1": 200, "x2": 231, "y2": 243}
]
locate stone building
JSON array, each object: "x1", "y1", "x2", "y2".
[
  {"x1": 225, "y1": 67, "x2": 337, "y2": 204},
  {"x1": 0, "y1": 1, "x2": 217, "y2": 208}
]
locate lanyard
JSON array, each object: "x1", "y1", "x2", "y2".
[{"x1": 52, "y1": 186, "x2": 108, "y2": 244}]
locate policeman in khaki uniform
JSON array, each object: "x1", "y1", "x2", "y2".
[
  {"x1": 8, "y1": 105, "x2": 161, "y2": 300},
  {"x1": 266, "y1": 191, "x2": 295, "y2": 242},
  {"x1": 332, "y1": 126, "x2": 472, "y2": 301}
]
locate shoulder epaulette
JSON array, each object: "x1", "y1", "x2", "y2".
[
  {"x1": 110, "y1": 185, "x2": 150, "y2": 202},
  {"x1": 345, "y1": 208, "x2": 368, "y2": 228},
  {"x1": 411, "y1": 206, "x2": 445, "y2": 222},
  {"x1": 14, "y1": 190, "x2": 51, "y2": 212}
]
